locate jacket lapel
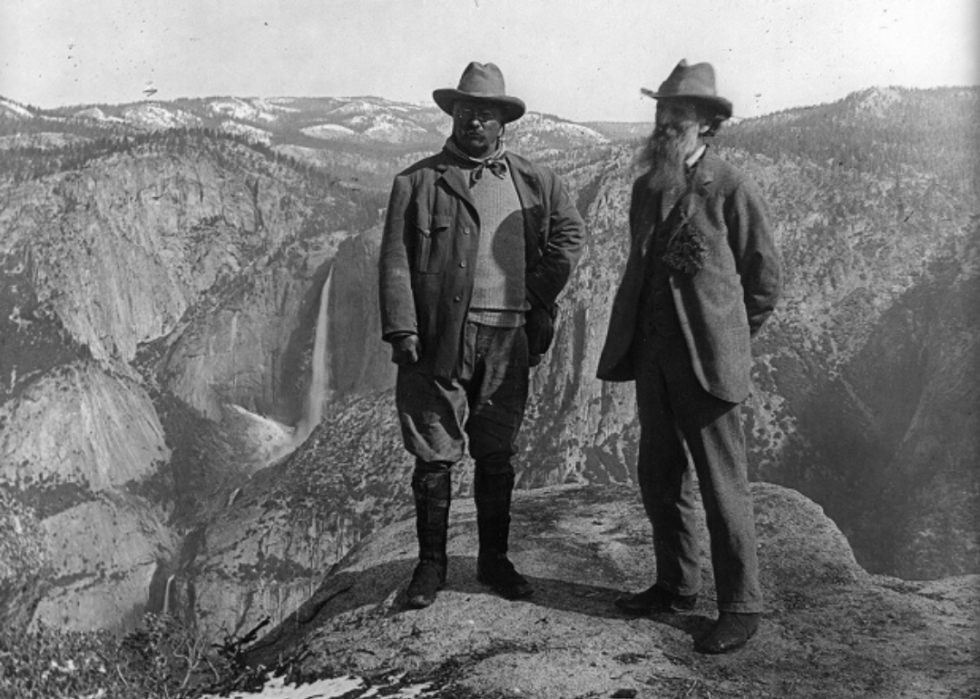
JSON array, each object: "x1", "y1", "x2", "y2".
[
  {"x1": 659, "y1": 186, "x2": 680, "y2": 224},
  {"x1": 435, "y1": 158, "x2": 476, "y2": 212},
  {"x1": 435, "y1": 152, "x2": 544, "y2": 263},
  {"x1": 507, "y1": 153, "x2": 546, "y2": 260},
  {"x1": 691, "y1": 149, "x2": 715, "y2": 195},
  {"x1": 639, "y1": 201, "x2": 659, "y2": 259}
]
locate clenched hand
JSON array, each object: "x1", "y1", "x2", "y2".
[{"x1": 391, "y1": 334, "x2": 421, "y2": 365}]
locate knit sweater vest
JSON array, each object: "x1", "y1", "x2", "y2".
[{"x1": 468, "y1": 168, "x2": 527, "y2": 327}]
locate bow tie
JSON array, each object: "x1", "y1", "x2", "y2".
[
  {"x1": 471, "y1": 158, "x2": 508, "y2": 183},
  {"x1": 444, "y1": 138, "x2": 508, "y2": 185}
]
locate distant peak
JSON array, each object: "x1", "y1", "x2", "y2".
[{"x1": 0, "y1": 96, "x2": 34, "y2": 119}]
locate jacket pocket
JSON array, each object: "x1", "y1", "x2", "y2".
[
  {"x1": 415, "y1": 215, "x2": 451, "y2": 273},
  {"x1": 416, "y1": 226, "x2": 432, "y2": 273}
]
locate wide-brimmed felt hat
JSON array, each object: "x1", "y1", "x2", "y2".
[
  {"x1": 641, "y1": 59, "x2": 733, "y2": 120},
  {"x1": 433, "y1": 62, "x2": 526, "y2": 124}
]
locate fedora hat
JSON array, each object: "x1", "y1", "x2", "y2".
[
  {"x1": 641, "y1": 59, "x2": 733, "y2": 119},
  {"x1": 433, "y1": 62, "x2": 526, "y2": 124}
]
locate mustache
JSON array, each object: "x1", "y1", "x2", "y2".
[{"x1": 651, "y1": 123, "x2": 690, "y2": 143}]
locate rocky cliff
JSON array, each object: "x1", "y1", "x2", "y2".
[{"x1": 240, "y1": 482, "x2": 979, "y2": 698}]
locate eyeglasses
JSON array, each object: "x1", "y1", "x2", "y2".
[{"x1": 454, "y1": 108, "x2": 500, "y2": 123}]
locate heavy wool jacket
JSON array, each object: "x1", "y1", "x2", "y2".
[
  {"x1": 379, "y1": 149, "x2": 585, "y2": 378},
  {"x1": 597, "y1": 149, "x2": 781, "y2": 403}
]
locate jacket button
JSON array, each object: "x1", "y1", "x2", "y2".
[
  {"x1": 454, "y1": 295, "x2": 462, "y2": 302},
  {"x1": 459, "y1": 261, "x2": 466, "y2": 268},
  {"x1": 462, "y1": 228, "x2": 471, "y2": 235}
]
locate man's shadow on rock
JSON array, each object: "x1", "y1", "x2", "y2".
[{"x1": 244, "y1": 555, "x2": 713, "y2": 668}]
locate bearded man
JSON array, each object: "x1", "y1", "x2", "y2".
[
  {"x1": 379, "y1": 62, "x2": 584, "y2": 609},
  {"x1": 597, "y1": 60, "x2": 781, "y2": 654}
]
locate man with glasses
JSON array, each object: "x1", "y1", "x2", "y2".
[{"x1": 379, "y1": 62, "x2": 585, "y2": 608}]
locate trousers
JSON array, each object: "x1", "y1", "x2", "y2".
[
  {"x1": 396, "y1": 321, "x2": 529, "y2": 475},
  {"x1": 634, "y1": 328, "x2": 763, "y2": 613}
]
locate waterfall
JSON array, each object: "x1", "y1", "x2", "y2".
[
  {"x1": 162, "y1": 574, "x2": 176, "y2": 616},
  {"x1": 294, "y1": 266, "x2": 334, "y2": 445}
]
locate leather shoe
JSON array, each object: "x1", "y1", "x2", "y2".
[
  {"x1": 694, "y1": 612, "x2": 760, "y2": 654},
  {"x1": 614, "y1": 584, "x2": 697, "y2": 615},
  {"x1": 477, "y1": 554, "x2": 534, "y2": 600},
  {"x1": 405, "y1": 561, "x2": 444, "y2": 609}
]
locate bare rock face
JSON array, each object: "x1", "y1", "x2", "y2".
[
  {"x1": 34, "y1": 494, "x2": 175, "y2": 630},
  {"x1": 0, "y1": 361, "x2": 175, "y2": 629},
  {"x1": 328, "y1": 227, "x2": 396, "y2": 397},
  {"x1": 243, "y1": 482, "x2": 978, "y2": 699},
  {"x1": 1, "y1": 363, "x2": 169, "y2": 490},
  {"x1": 16, "y1": 154, "x2": 264, "y2": 366},
  {"x1": 519, "y1": 144, "x2": 642, "y2": 487}
]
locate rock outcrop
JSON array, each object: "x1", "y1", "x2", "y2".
[
  {"x1": 171, "y1": 390, "x2": 407, "y2": 638},
  {"x1": 243, "y1": 482, "x2": 979, "y2": 699}
]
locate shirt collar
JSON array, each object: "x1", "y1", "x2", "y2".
[{"x1": 686, "y1": 144, "x2": 707, "y2": 169}]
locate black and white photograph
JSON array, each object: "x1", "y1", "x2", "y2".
[{"x1": 0, "y1": 1, "x2": 976, "y2": 697}]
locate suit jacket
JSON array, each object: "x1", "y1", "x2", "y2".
[
  {"x1": 379, "y1": 149, "x2": 585, "y2": 378},
  {"x1": 596, "y1": 149, "x2": 781, "y2": 403}
]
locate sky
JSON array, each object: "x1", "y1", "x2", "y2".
[{"x1": 0, "y1": 0, "x2": 976, "y2": 122}]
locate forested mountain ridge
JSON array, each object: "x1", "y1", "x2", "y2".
[
  {"x1": 719, "y1": 86, "x2": 979, "y2": 201},
  {"x1": 0, "y1": 86, "x2": 976, "y2": 638}
]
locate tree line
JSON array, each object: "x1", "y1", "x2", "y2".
[
  {"x1": 0, "y1": 127, "x2": 339, "y2": 188},
  {"x1": 718, "y1": 87, "x2": 978, "y2": 203}
]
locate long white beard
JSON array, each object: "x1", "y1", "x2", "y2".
[{"x1": 638, "y1": 123, "x2": 700, "y2": 193}]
